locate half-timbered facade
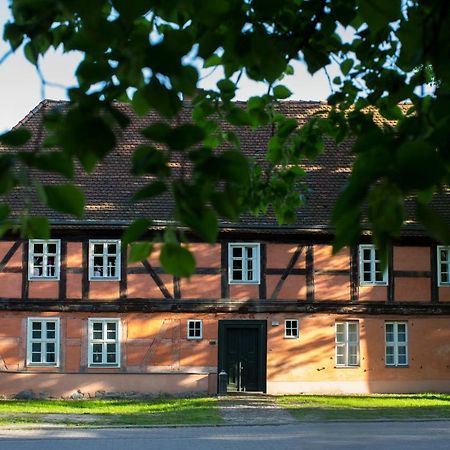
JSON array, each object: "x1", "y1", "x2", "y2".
[{"x1": 0, "y1": 100, "x2": 449, "y2": 397}]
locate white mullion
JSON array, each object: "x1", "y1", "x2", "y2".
[
  {"x1": 243, "y1": 252, "x2": 248, "y2": 282},
  {"x1": 371, "y1": 248, "x2": 376, "y2": 283},
  {"x1": 103, "y1": 243, "x2": 108, "y2": 277},
  {"x1": 102, "y1": 321, "x2": 108, "y2": 364}
]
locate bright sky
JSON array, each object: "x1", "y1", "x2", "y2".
[{"x1": 0, "y1": 2, "x2": 336, "y2": 133}]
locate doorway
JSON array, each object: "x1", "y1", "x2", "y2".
[{"x1": 218, "y1": 320, "x2": 267, "y2": 392}]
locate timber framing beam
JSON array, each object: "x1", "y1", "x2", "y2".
[{"x1": 1, "y1": 299, "x2": 449, "y2": 315}]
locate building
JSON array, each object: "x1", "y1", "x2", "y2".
[{"x1": 0, "y1": 100, "x2": 449, "y2": 398}]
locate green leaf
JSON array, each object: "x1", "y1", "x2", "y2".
[
  {"x1": 25, "y1": 217, "x2": 50, "y2": 239},
  {"x1": 340, "y1": 59, "x2": 354, "y2": 76},
  {"x1": 227, "y1": 108, "x2": 253, "y2": 126},
  {"x1": 141, "y1": 123, "x2": 172, "y2": 142},
  {"x1": 0, "y1": 204, "x2": 10, "y2": 221},
  {"x1": 132, "y1": 145, "x2": 169, "y2": 176},
  {"x1": 416, "y1": 201, "x2": 450, "y2": 244},
  {"x1": 0, "y1": 128, "x2": 31, "y2": 146},
  {"x1": 166, "y1": 124, "x2": 205, "y2": 150},
  {"x1": 122, "y1": 218, "x2": 152, "y2": 245},
  {"x1": 128, "y1": 242, "x2": 153, "y2": 263},
  {"x1": 204, "y1": 54, "x2": 222, "y2": 68},
  {"x1": 273, "y1": 85, "x2": 292, "y2": 99},
  {"x1": 133, "y1": 181, "x2": 167, "y2": 201},
  {"x1": 160, "y1": 243, "x2": 195, "y2": 277},
  {"x1": 42, "y1": 184, "x2": 85, "y2": 218}
]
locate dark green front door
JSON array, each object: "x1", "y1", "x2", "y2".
[{"x1": 219, "y1": 321, "x2": 267, "y2": 392}]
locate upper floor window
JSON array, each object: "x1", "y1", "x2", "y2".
[
  {"x1": 285, "y1": 319, "x2": 299, "y2": 339},
  {"x1": 27, "y1": 318, "x2": 60, "y2": 366},
  {"x1": 359, "y1": 244, "x2": 388, "y2": 286},
  {"x1": 28, "y1": 240, "x2": 60, "y2": 280},
  {"x1": 335, "y1": 321, "x2": 359, "y2": 367},
  {"x1": 88, "y1": 318, "x2": 120, "y2": 367},
  {"x1": 187, "y1": 320, "x2": 203, "y2": 340},
  {"x1": 89, "y1": 240, "x2": 121, "y2": 280},
  {"x1": 437, "y1": 246, "x2": 450, "y2": 286},
  {"x1": 385, "y1": 322, "x2": 408, "y2": 367},
  {"x1": 228, "y1": 243, "x2": 260, "y2": 284}
]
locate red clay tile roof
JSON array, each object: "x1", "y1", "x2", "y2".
[{"x1": 0, "y1": 99, "x2": 448, "y2": 235}]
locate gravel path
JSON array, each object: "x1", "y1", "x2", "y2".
[{"x1": 218, "y1": 395, "x2": 297, "y2": 425}]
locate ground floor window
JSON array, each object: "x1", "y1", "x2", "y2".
[
  {"x1": 385, "y1": 322, "x2": 408, "y2": 367},
  {"x1": 284, "y1": 319, "x2": 299, "y2": 338},
  {"x1": 187, "y1": 320, "x2": 203, "y2": 339},
  {"x1": 27, "y1": 318, "x2": 60, "y2": 366},
  {"x1": 335, "y1": 321, "x2": 359, "y2": 367},
  {"x1": 88, "y1": 319, "x2": 120, "y2": 367}
]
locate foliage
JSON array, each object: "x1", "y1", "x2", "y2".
[{"x1": 1, "y1": 0, "x2": 450, "y2": 274}]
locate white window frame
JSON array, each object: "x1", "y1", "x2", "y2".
[
  {"x1": 385, "y1": 321, "x2": 408, "y2": 367},
  {"x1": 437, "y1": 246, "x2": 450, "y2": 286},
  {"x1": 187, "y1": 320, "x2": 203, "y2": 340},
  {"x1": 89, "y1": 240, "x2": 121, "y2": 281},
  {"x1": 28, "y1": 240, "x2": 61, "y2": 280},
  {"x1": 26, "y1": 317, "x2": 60, "y2": 367},
  {"x1": 284, "y1": 319, "x2": 299, "y2": 339},
  {"x1": 88, "y1": 318, "x2": 121, "y2": 368},
  {"x1": 335, "y1": 321, "x2": 360, "y2": 367},
  {"x1": 359, "y1": 244, "x2": 388, "y2": 286},
  {"x1": 228, "y1": 243, "x2": 261, "y2": 284}
]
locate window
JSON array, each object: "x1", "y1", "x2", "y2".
[
  {"x1": 285, "y1": 319, "x2": 299, "y2": 338},
  {"x1": 385, "y1": 322, "x2": 408, "y2": 367},
  {"x1": 187, "y1": 320, "x2": 203, "y2": 340},
  {"x1": 28, "y1": 240, "x2": 60, "y2": 280},
  {"x1": 228, "y1": 243, "x2": 260, "y2": 284},
  {"x1": 437, "y1": 246, "x2": 450, "y2": 286},
  {"x1": 335, "y1": 321, "x2": 359, "y2": 367},
  {"x1": 89, "y1": 240, "x2": 121, "y2": 280},
  {"x1": 27, "y1": 318, "x2": 60, "y2": 366},
  {"x1": 88, "y1": 319, "x2": 120, "y2": 367},
  {"x1": 359, "y1": 244, "x2": 388, "y2": 285}
]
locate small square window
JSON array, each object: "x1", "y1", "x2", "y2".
[
  {"x1": 89, "y1": 240, "x2": 121, "y2": 280},
  {"x1": 187, "y1": 320, "x2": 203, "y2": 340},
  {"x1": 28, "y1": 240, "x2": 61, "y2": 280},
  {"x1": 285, "y1": 320, "x2": 299, "y2": 339},
  {"x1": 359, "y1": 245, "x2": 388, "y2": 286},
  {"x1": 437, "y1": 246, "x2": 450, "y2": 286},
  {"x1": 228, "y1": 243, "x2": 260, "y2": 284}
]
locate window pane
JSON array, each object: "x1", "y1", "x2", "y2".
[
  {"x1": 47, "y1": 353, "x2": 55, "y2": 363},
  {"x1": 32, "y1": 343, "x2": 41, "y2": 353},
  {"x1": 107, "y1": 243, "x2": 117, "y2": 254},
  {"x1": 33, "y1": 244, "x2": 44, "y2": 254},
  {"x1": 47, "y1": 244, "x2": 57, "y2": 254},
  {"x1": 31, "y1": 352, "x2": 41, "y2": 363},
  {"x1": 232, "y1": 247, "x2": 242, "y2": 258},
  {"x1": 363, "y1": 249, "x2": 371, "y2": 260},
  {"x1": 232, "y1": 270, "x2": 242, "y2": 280},
  {"x1": 93, "y1": 244, "x2": 103, "y2": 254},
  {"x1": 385, "y1": 323, "x2": 393, "y2": 333},
  {"x1": 233, "y1": 260, "x2": 242, "y2": 270},
  {"x1": 107, "y1": 353, "x2": 116, "y2": 363},
  {"x1": 246, "y1": 247, "x2": 253, "y2": 258},
  {"x1": 46, "y1": 343, "x2": 55, "y2": 353}
]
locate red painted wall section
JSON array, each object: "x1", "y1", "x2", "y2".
[
  {"x1": 266, "y1": 275, "x2": 307, "y2": 300},
  {"x1": 29, "y1": 281, "x2": 59, "y2": 299},
  {"x1": 394, "y1": 246, "x2": 431, "y2": 271},
  {"x1": 395, "y1": 278, "x2": 430, "y2": 302},
  {"x1": 359, "y1": 286, "x2": 388, "y2": 302},
  {"x1": 181, "y1": 275, "x2": 221, "y2": 299},
  {"x1": 267, "y1": 244, "x2": 305, "y2": 269},
  {"x1": 0, "y1": 242, "x2": 23, "y2": 299},
  {"x1": 190, "y1": 244, "x2": 221, "y2": 268},
  {"x1": 89, "y1": 281, "x2": 120, "y2": 300}
]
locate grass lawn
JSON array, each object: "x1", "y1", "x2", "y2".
[
  {"x1": 0, "y1": 397, "x2": 222, "y2": 427},
  {"x1": 277, "y1": 393, "x2": 450, "y2": 421}
]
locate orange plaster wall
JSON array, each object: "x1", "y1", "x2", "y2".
[
  {"x1": 29, "y1": 281, "x2": 59, "y2": 299},
  {"x1": 267, "y1": 244, "x2": 305, "y2": 269},
  {"x1": 229, "y1": 284, "x2": 259, "y2": 300},
  {"x1": 359, "y1": 286, "x2": 388, "y2": 302},
  {"x1": 315, "y1": 275, "x2": 350, "y2": 301},
  {"x1": 127, "y1": 274, "x2": 173, "y2": 299},
  {"x1": 266, "y1": 275, "x2": 306, "y2": 300},
  {"x1": 0, "y1": 273, "x2": 22, "y2": 298},
  {"x1": 67, "y1": 274, "x2": 82, "y2": 299},
  {"x1": 394, "y1": 246, "x2": 430, "y2": 271},
  {"x1": 314, "y1": 245, "x2": 349, "y2": 271},
  {"x1": 181, "y1": 275, "x2": 221, "y2": 299},
  {"x1": 190, "y1": 244, "x2": 221, "y2": 268},
  {"x1": 395, "y1": 278, "x2": 430, "y2": 302},
  {"x1": 89, "y1": 281, "x2": 120, "y2": 300},
  {"x1": 439, "y1": 287, "x2": 450, "y2": 302},
  {"x1": 66, "y1": 243, "x2": 82, "y2": 268},
  {"x1": 0, "y1": 242, "x2": 22, "y2": 267}
]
